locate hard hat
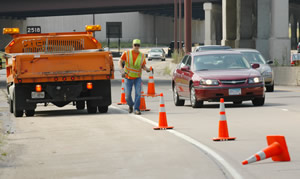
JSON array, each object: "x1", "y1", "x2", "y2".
[{"x1": 133, "y1": 39, "x2": 141, "y2": 45}]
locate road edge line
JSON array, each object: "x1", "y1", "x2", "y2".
[{"x1": 111, "y1": 105, "x2": 243, "y2": 179}]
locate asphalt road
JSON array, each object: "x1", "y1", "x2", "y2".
[{"x1": 1, "y1": 59, "x2": 300, "y2": 179}]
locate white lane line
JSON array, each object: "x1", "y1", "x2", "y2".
[
  {"x1": 110, "y1": 105, "x2": 243, "y2": 179},
  {"x1": 281, "y1": 109, "x2": 289, "y2": 112}
]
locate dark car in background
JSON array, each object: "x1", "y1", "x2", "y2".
[
  {"x1": 168, "y1": 41, "x2": 184, "y2": 57},
  {"x1": 193, "y1": 45, "x2": 231, "y2": 52},
  {"x1": 234, "y1": 49, "x2": 274, "y2": 92},
  {"x1": 172, "y1": 51, "x2": 265, "y2": 108}
]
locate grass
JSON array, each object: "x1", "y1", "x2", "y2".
[
  {"x1": 99, "y1": 41, "x2": 166, "y2": 48},
  {"x1": 163, "y1": 66, "x2": 171, "y2": 76},
  {"x1": 171, "y1": 50, "x2": 185, "y2": 64}
]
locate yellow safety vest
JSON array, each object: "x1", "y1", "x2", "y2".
[{"x1": 124, "y1": 50, "x2": 145, "y2": 78}]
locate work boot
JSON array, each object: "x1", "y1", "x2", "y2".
[
  {"x1": 134, "y1": 110, "x2": 141, "y2": 115},
  {"x1": 129, "y1": 106, "x2": 133, "y2": 113}
]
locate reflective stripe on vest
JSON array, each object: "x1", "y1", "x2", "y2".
[{"x1": 124, "y1": 50, "x2": 144, "y2": 78}]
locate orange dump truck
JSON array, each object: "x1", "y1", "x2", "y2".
[{"x1": 3, "y1": 25, "x2": 114, "y2": 117}]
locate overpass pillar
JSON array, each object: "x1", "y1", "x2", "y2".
[
  {"x1": 269, "y1": 0, "x2": 290, "y2": 65},
  {"x1": 235, "y1": 0, "x2": 255, "y2": 48},
  {"x1": 221, "y1": 0, "x2": 237, "y2": 48},
  {"x1": 204, "y1": 3, "x2": 216, "y2": 45},
  {"x1": 256, "y1": 0, "x2": 271, "y2": 60}
]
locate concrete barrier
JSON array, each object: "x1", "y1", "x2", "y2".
[{"x1": 273, "y1": 67, "x2": 300, "y2": 86}]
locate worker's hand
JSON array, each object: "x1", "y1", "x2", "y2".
[
  {"x1": 146, "y1": 67, "x2": 153, "y2": 74},
  {"x1": 120, "y1": 69, "x2": 126, "y2": 78}
]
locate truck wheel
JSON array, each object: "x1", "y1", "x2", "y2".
[
  {"x1": 87, "y1": 101, "x2": 97, "y2": 114},
  {"x1": 98, "y1": 106, "x2": 108, "y2": 113},
  {"x1": 76, "y1": 101, "x2": 85, "y2": 110},
  {"x1": 9, "y1": 99, "x2": 13, "y2": 113},
  {"x1": 13, "y1": 96, "x2": 23, "y2": 117},
  {"x1": 25, "y1": 110, "x2": 35, "y2": 117},
  {"x1": 252, "y1": 97, "x2": 265, "y2": 106}
]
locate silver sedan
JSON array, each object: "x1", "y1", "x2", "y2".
[
  {"x1": 234, "y1": 49, "x2": 274, "y2": 92},
  {"x1": 148, "y1": 48, "x2": 166, "y2": 61}
]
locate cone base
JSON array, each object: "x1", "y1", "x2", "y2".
[
  {"x1": 153, "y1": 126, "x2": 174, "y2": 130},
  {"x1": 142, "y1": 93, "x2": 160, "y2": 97},
  {"x1": 140, "y1": 109, "x2": 151, "y2": 111},
  {"x1": 117, "y1": 102, "x2": 127, "y2": 105},
  {"x1": 213, "y1": 137, "x2": 236, "y2": 141},
  {"x1": 267, "y1": 135, "x2": 291, "y2": 162}
]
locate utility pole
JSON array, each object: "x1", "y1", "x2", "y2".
[
  {"x1": 184, "y1": 0, "x2": 192, "y2": 53},
  {"x1": 179, "y1": 0, "x2": 182, "y2": 51},
  {"x1": 174, "y1": 0, "x2": 178, "y2": 51}
]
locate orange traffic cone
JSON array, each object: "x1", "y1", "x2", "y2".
[
  {"x1": 154, "y1": 93, "x2": 173, "y2": 130},
  {"x1": 213, "y1": 98, "x2": 236, "y2": 141},
  {"x1": 140, "y1": 83, "x2": 150, "y2": 111},
  {"x1": 117, "y1": 78, "x2": 127, "y2": 105},
  {"x1": 242, "y1": 135, "x2": 291, "y2": 165},
  {"x1": 145, "y1": 66, "x2": 159, "y2": 97}
]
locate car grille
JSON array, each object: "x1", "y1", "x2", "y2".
[{"x1": 220, "y1": 79, "x2": 246, "y2": 85}]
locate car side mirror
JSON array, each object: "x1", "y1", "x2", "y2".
[
  {"x1": 181, "y1": 66, "x2": 190, "y2": 71},
  {"x1": 251, "y1": 63, "x2": 260, "y2": 69},
  {"x1": 267, "y1": 60, "x2": 273, "y2": 64}
]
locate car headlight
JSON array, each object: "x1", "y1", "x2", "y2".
[
  {"x1": 248, "y1": 77, "x2": 263, "y2": 84},
  {"x1": 262, "y1": 70, "x2": 272, "y2": 77},
  {"x1": 200, "y1": 79, "x2": 219, "y2": 86}
]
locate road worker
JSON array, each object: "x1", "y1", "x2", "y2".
[{"x1": 118, "y1": 39, "x2": 152, "y2": 115}]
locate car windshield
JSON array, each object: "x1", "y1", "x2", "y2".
[
  {"x1": 150, "y1": 49, "x2": 163, "y2": 53},
  {"x1": 193, "y1": 54, "x2": 251, "y2": 71},
  {"x1": 241, "y1": 52, "x2": 266, "y2": 64}
]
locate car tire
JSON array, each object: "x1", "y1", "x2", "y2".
[
  {"x1": 76, "y1": 101, "x2": 85, "y2": 110},
  {"x1": 87, "y1": 101, "x2": 97, "y2": 114},
  {"x1": 161, "y1": 58, "x2": 166, "y2": 61},
  {"x1": 173, "y1": 85, "x2": 185, "y2": 106},
  {"x1": 98, "y1": 106, "x2": 108, "y2": 113},
  {"x1": 233, "y1": 101, "x2": 243, "y2": 105},
  {"x1": 252, "y1": 97, "x2": 265, "y2": 106},
  {"x1": 190, "y1": 85, "x2": 203, "y2": 108},
  {"x1": 25, "y1": 110, "x2": 35, "y2": 117},
  {"x1": 266, "y1": 84, "x2": 274, "y2": 92},
  {"x1": 148, "y1": 58, "x2": 152, "y2": 61},
  {"x1": 9, "y1": 99, "x2": 13, "y2": 113},
  {"x1": 13, "y1": 93, "x2": 23, "y2": 117}
]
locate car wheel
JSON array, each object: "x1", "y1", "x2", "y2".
[
  {"x1": 148, "y1": 58, "x2": 152, "y2": 61},
  {"x1": 76, "y1": 101, "x2": 85, "y2": 110},
  {"x1": 233, "y1": 101, "x2": 243, "y2": 105},
  {"x1": 190, "y1": 85, "x2": 203, "y2": 108},
  {"x1": 25, "y1": 110, "x2": 35, "y2": 117},
  {"x1": 161, "y1": 58, "x2": 166, "y2": 61},
  {"x1": 173, "y1": 85, "x2": 185, "y2": 106},
  {"x1": 87, "y1": 101, "x2": 97, "y2": 114},
  {"x1": 252, "y1": 97, "x2": 265, "y2": 106},
  {"x1": 266, "y1": 84, "x2": 274, "y2": 92},
  {"x1": 98, "y1": 106, "x2": 108, "y2": 113}
]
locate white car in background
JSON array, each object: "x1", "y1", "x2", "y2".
[
  {"x1": 148, "y1": 48, "x2": 166, "y2": 61},
  {"x1": 234, "y1": 49, "x2": 274, "y2": 92}
]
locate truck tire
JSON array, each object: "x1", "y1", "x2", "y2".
[
  {"x1": 76, "y1": 101, "x2": 85, "y2": 110},
  {"x1": 9, "y1": 99, "x2": 13, "y2": 113},
  {"x1": 25, "y1": 110, "x2": 35, "y2": 117},
  {"x1": 87, "y1": 101, "x2": 97, "y2": 114},
  {"x1": 13, "y1": 94, "x2": 23, "y2": 117},
  {"x1": 98, "y1": 106, "x2": 108, "y2": 113}
]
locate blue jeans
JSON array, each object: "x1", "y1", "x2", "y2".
[{"x1": 125, "y1": 77, "x2": 142, "y2": 111}]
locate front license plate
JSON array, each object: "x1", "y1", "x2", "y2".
[
  {"x1": 229, "y1": 88, "x2": 241, "y2": 95},
  {"x1": 31, "y1": 92, "x2": 45, "y2": 99}
]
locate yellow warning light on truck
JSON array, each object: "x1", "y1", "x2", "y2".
[
  {"x1": 85, "y1": 25, "x2": 101, "y2": 32},
  {"x1": 3, "y1": 28, "x2": 20, "y2": 35}
]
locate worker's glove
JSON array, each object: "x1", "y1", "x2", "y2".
[
  {"x1": 120, "y1": 69, "x2": 126, "y2": 78},
  {"x1": 146, "y1": 68, "x2": 154, "y2": 74}
]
